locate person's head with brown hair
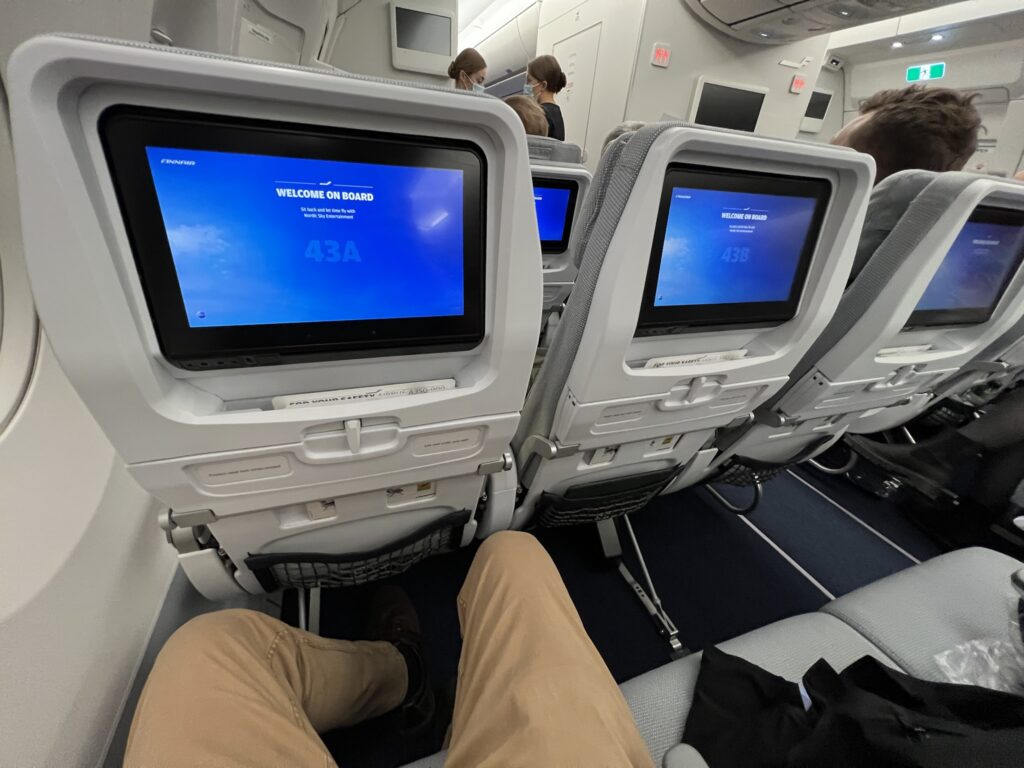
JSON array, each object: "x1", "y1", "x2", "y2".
[
  {"x1": 831, "y1": 85, "x2": 982, "y2": 183},
  {"x1": 448, "y1": 48, "x2": 487, "y2": 92},
  {"x1": 525, "y1": 55, "x2": 567, "y2": 102},
  {"x1": 504, "y1": 95, "x2": 549, "y2": 137}
]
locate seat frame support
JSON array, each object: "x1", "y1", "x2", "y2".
[{"x1": 597, "y1": 516, "x2": 687, "y2": 658}]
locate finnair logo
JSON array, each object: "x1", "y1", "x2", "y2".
[{"x1": 160, "y1": 158, "x2": 196, "y2": 166}]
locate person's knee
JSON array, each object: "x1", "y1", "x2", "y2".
[
  {"x1": 160, "y1": 609, "x2": 280, "y2": 665},
  {"x1": 470, "y1": 531, "x2": 562, "y2": 597},
  {"x1": 476, "y1": 530, "x2": 549, "y2": 569}
]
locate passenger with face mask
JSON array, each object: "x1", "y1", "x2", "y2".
[
  {"x1": 524, "y1": 54, "x2": 567, "y2": 141},
  {"x1": 448, "y1": 48, "x2": 487, "y2": 93}
]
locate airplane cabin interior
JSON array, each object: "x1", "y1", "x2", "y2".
[{"x1": 2, "y1": 1, "x2": 1024, "y2": 766}]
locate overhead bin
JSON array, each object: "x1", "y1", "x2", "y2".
[{"x1": 688, "y1": 0, "x2": 964, "y2": 45}]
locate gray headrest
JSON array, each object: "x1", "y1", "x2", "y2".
[
  {"x1": 849, "y1": 169, "x2": 937, "y2": 284},
  {"x1": 528, "y1": 136, "x2": 584, "y2": 164}
]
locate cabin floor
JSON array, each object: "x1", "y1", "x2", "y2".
[{"x1": 286, "y1": 464, "x2": 1018, "y2": 768}]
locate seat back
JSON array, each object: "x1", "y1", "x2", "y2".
[
  {"x1": 882, "y1": 314, "x2": 1024, "y2": 424},
  {"x1": 530, "y1": 158, "x2": 591, "y2": 327},
  {"x1": 511, "y1": 123, "x2": 874, "y2": 527},
  {"x1": 527, "y1": 135, "x2": 584, "y2": 164},
  {"x1": 9, "y1": 35, "x2": 542, "y2": 598},
  {"x1": 721, "y1": 173, "x2": 1024, "y2": 464}
]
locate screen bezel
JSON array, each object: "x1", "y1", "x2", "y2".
[
  {"x1": 636, "y1": 164, "x2": 832, "y2": 334},
  {"x1": 905, "y1": 205, "x2": 1024, "y2": 329},
  {"x1": 99, "y1": 105, "x2": 486, "y2": 370},
  {"x1": 689, "y1": 78, "x2": 768, "y2": 133},
  {"x1": 532, "y1": 176, "x2": 580, "y2": 254}
]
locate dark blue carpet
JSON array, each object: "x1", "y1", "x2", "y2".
[
  {"x1": 731, "y1": 472, "x2": 916, "y2": 596},
  {"x1": 789, "y1": 466, "x2": 945, "y2": 563}
]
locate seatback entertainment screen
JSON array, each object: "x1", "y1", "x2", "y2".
[
  {"x1": 907, "y1": 206, "x2": 1024, "y2": 328},
  {"x1": 532, "y1": 177, "x2": 579, "y2": 253},
  {"x1": 101, "y1": 107, "x2": 485, "y2": 369},
  {"x1": 637, "y1": 165, "x2": 830, "y2": 333}
]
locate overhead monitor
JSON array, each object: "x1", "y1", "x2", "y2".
[
  {"x1": 390, "y1": 2, "x2": 456, "y2": 75},
  {"x1": 906, "y1": 206, "x2": 1024, "y2": 328},
  {"x1": 100, "y1": 107, "x2": 485, "y2": 370},
  {"x1": 637, "y1": 165, "x2": 831, "y2": 333},
  {"x1": 800, "y1": 88, "x2": 833, "y2": 134},
  {"x1": 532, "y1": 177, "x2": 580, "y2": 254},
  {"x1": 689, "y1": 78, "x2": 769, "y2": 133}
]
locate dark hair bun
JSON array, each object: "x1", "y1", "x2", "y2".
[
  {"x1": 557, "y1": 73, "x2": 568, "y2": 91},
  {"x1": 447, "y1": 61, "x2": 459, "y2": 80}
]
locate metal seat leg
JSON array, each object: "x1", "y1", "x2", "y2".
[{"x1": 597, "y1": 516, "x2": 688, "y2": 658}]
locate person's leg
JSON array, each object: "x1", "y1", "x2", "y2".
[
  {"x1": 124, "y1": 608, "x2": 406, "y2": 768},
  {"x1": 848, "y1": 387, "x2": 1024, "y2": 496},
  {"x1": 960, "y1": 387, "x2": 1024, "y2": 451},
  {"x1": 445, "y1": 531, "x2": 654, "y2": 768}
]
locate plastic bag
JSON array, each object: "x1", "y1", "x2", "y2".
[{"x1": 934, "y1": 583, "x2": 1024, "y2": 696}]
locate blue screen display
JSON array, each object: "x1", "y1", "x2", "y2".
[
  {"x1": 533, "y1": 186, "x2": 572, "y2": 243},
  {"x1": 145, "y1": 146, "x2": 465, "y2": 328},
  {"x1": 653, "y1": 187, "x2": 819, "y2": 307},
  {"x1": 915, "y1": 220, "x2": 1024, "y2": 312}
]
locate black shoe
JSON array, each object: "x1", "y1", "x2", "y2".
[
  {"x1": 846, "y1": 432, "x2": 981, "y2": 498},
  {"x1": 366, "y1": 585, "x2": 436, "y2": 737}
]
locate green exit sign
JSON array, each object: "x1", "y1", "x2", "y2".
[{"x1": 906, "y1": 62, "x2": 946, "y2": 82}]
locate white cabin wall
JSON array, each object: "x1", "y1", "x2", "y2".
[
  {"x1": 844, "y1": 41, "x2": 1024, "y2": 114},
  {"x1": 625, "y1": 0, "x2": 831, "y2": 143},
  {"x1": 0, "y1": 3, "x2": 181, "y2": 767},
  {"x1": 535, "y1": 0, "x2": 647, "y2": 168},
  {"x1": 327, "y1": 0, "x2": 457, "y2": 84}
]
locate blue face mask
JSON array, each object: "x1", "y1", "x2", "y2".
[
  {"x1": 472, "y1": 82, "x2": 485, "y2": 94},
  {"x1": 523, "y1": 82, "x2": 535, "y2": 98}
]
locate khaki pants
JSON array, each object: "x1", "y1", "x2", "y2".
[{"x1": 125, "y1": 531, "x2": 654, "y2": 768}]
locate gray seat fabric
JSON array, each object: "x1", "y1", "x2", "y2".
[
  {"x1": 527, "y1": 135, "x2": 584, "y2": 164},
  {"x1": 848, "y1": 169, "x2": 935, "y2": 284},
  {"x1": 402, "y1": 751, "x2": 445, "y2": 768},
  {"x1": 512, "y1": 126, "x2": 641, "y2": 452},
  {"x1": 662, "y1": 743, "x2": 710, "y2": 768},
  {"x1": 824, "y1": 546, "x2": 1023, "y2": 682},
  {"x1": 399, "y1": 547, "x2": 1021, "y2": 768}
]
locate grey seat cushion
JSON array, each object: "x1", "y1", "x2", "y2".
[{"x1": 823, "y1": 546, "x2": 1023, "y2": 682}]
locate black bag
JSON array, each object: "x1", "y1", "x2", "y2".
[{"x1": 684, "y1": 646, "x2": 1024, "y2": 768}]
